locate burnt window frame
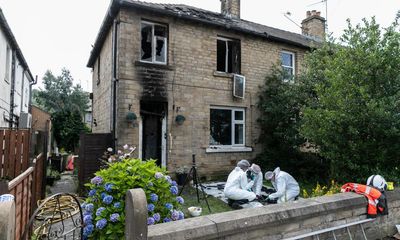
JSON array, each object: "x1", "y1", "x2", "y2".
[
  {"x1": 5, "y1": 45, "x2": 11, "y2": 83},
  {"x1": 281, "y1": 50, "x2": 296, "y2": 83},
  {"x1": 140, "y1": 20, "x2": 168, "y2": 65},
  {"x1": 216, "y1": 36, "x2": 241, "y2": 74},
  {"x1": 209, "y1": 106, "x2": 245, "y2": 147}
]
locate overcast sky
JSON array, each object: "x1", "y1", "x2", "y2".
[{"x1": 0, "y1": 0, "x2": 398, "y2": 92}]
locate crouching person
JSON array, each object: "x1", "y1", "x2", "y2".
[
  {"x1": 264, "y1": 167, "x2": 299, "y2": 203},
  {"x1": 224, "y1": 160, "x2": 256, "y2": 209}
]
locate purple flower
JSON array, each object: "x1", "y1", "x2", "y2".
[
  {"x1": 103, "y1": 195, "x2": 113, "y2": 205},
  {"x1": 176, "y1": 196, "x2": 184, "y2": 204},
  {"x1": 85, "y1": 203, "x2": 94, "y2": 212},
  {"x1": 95, "y1": 219, "x2": 107, "y2": 229},
  {"x1": 165, "y1": 203, "x2": 173, "y2": 210},
  {"x1": 165, "y1": 175, "x2": 173, "y2": 184},
  {"x1": 105, "y1": 183, "x2": 114, "y2": 192},
  {"x1": 110, "y1": 213, "x2": 120, "y2": 222},
  {"x1": 83, "y1": 224, "x2": 94, "y2": 236},
  {"x1": 101, "y1": 192, "x2": 107, "y2": 199},
  {"x1": 81, "y1": 203, "x2": 87, "y2": 209},
  {"x1": 178, "y1": 211, "x2": 185, "y2": 220},
  {"x1": 171, "y1": 181, "x2": 178, "y2": 186},
  {"x1": 147, "y1": 203, "x2": 155, "y2": 212},
  {"x1": 114, "y1": 202, "x2": 121, "y2": 208},
  {"x1": 163, "y1": 217, "x2": 172, "y2": 223},
  {"x1": 153, "y1": 213, "x2": 161, "y2": 222},
  {"x1": 96, "y1": 207, "x2": 106, "y2": 216},
  {"x1": 150, "y1": 193, "x2": 158, "y2": 203},
  {"x1": 88, "y1": 189, "x2": 96, "y2": 197},
  {"x1": 170, "y1": 186, "x2": 178, "y2": 195},
  {"x1": 147, "y1": 217, "x2": 155, "y2": 225},
  {"x1": 83, "y1": 214, "x2": 93, "y2": 224},
  {"x1": 171, "y1": 210, "x2": 179, "y2": 221},
  {"x1": 91, "y1": 176, "x2": 103, "y2": 185},
  {"x1": 148, "y1": 182, "x2": 154, "y2": 187},
  {"x1": 155, "y1": 172, "x2": 163, "y2": 179}
]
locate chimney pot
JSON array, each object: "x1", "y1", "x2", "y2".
[
  {"x1": 316, "y1": 11, "x2": 321, "y2": 16},
  {"x1": 306, "y1": 11, "x2": 311, "y2": 17}
]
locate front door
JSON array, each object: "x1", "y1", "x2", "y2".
[{"x1": 140, "y1": 102, "x2": 167, "y2": 167}]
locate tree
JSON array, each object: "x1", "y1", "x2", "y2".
[
  {"x1": 300, "y1": 16, "x2": 400, "y2": 182},
  {"x1": 35, "y1": 69, "x2": 90, "y2": 151}
]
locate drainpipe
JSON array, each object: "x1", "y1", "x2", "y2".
[
  {"x1": 111, "y1": 18, "x2": 120, "y2": 151},
  {"x1": 9, "y1": 51, "x2": 16, "y2": 129}
]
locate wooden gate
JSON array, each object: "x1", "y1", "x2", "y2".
[{"x1": 78, "y1": 133, "x2": 112, "y2": 192}]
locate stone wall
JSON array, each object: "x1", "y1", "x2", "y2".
[
  {"x1": 146, "y1": 190, "x2": 400, "y2": 239},
  {"x1": 107, "y1": 8, "x2": 308, "y2": 176}
]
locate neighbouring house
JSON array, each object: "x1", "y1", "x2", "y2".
[
  {"x1": 87, "y1": 0, "x2": 325, "y2": 177},
  {"x1": 0, "y1": 8, "x2": 35, "y2": 129},
  {"x1": 31, "y1": 105, "x2": 52, "y2": 157}
]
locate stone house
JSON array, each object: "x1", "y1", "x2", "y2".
[
  {"x1": 0, "y1": 8, "x2": 35, "y2": 129},
  {"x1": 87, "y1": 0, "x2": 325, "y2": 177}
]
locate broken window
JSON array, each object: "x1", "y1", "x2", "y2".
[
  {"x1": 217, "y1": 37, "x2": 241, "y2": 73},
  {"x1": 281, "y1": 51, "x2": 295, "y2": 82},
  {"x1": 141, "y1": 21, "x2": 167, "y2": 64},
  {"x1": 210, "y1": 107, "x2": 245, "y2": 146}
]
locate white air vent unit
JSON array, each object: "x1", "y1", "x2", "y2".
[
  {"x1": 233, "y1": 74, "x2": 245, "y2": 99},
  {"x1": 19, "y1": 112, "x2": 32, "y2": 129}
]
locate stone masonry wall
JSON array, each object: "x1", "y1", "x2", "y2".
[
  {"x1": 91, "y1": 28, "x2": 113, "y2": 134},
  {"x1": 147, "y1": 190, "x2": 400, "y2": 240},
  {"x1": 92, "y1": 7, "x2": 308, "y2": 176}
]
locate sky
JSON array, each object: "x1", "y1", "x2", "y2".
[{"x1": 0, "y1": 0, "x2": 398, "y2": 92}]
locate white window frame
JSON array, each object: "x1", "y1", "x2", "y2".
[
  {"x1": 281, "y1": 50, "x2": 295, "y2": 82},
  {"x1": 140, "y1": 21, "x2": 168, "y2": 65},
  {"x1": 209, "y1": 106, "x2": 246, "y2": 148},
  {"x1": 5, "y1": 45, "x2": 11, "y2": 83},
  {"x1": 217, "y1": 37, "x2": 232, "y2": 73}
]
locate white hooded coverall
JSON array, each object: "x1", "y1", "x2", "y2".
[
  {"x1": 224, "y1": 167, "x2": 256, "y2": 201},
  {"x1": 251, "y1": 172, "x2": 263, "y2": 196},
  {"x1": 269, "y1": 170, "x2": 300, "y2": 203}
]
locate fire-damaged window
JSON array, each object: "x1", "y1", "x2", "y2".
[
  {"x1": 281, "y1": 51, "x2": 295, "y2": 82},
  {"x1": 141, "y1": 21, "x2": 168, "y2": 64},
  {"x1": 217, "y1": 37, "x2": 241, "y2": 73},
  {"x1": 210, "y1": 107, "x2": 245, "y2": 146}
]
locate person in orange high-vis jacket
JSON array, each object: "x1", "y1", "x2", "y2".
[{"x1": 341, "y1": 183, "x2": 388, "y2": 218}]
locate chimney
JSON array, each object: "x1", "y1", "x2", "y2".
[
  {"x1": 301, "y1": 10, "x2": 326, "y2": 40},
  {"x1": 220, "y1": 0, "x2": 240, "y2": 19}
]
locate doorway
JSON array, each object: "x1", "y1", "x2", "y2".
[{"x1": 140, "y1": 101, "x2": 167, "y2": 167}]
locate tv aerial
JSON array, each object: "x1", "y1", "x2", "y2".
[{"x1": 307, "y1": 0, "x2": 328, "y2": 33}]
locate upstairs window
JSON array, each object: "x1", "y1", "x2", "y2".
[
  {"x1": 141, "y1": 21, "x2": 168, "y2": 64},
  {"x1": 217, "y1": 37, "x2": 241, "y2": 73},
  {"x1": 281, "y1": 51, "x2": 295, "y2": 82},
  {"x1": 5, "y1": 45, "x2": 11, "y2": 83},
  {"x1": 210, "y1": 107, "x2": 245, "y2": 146}
]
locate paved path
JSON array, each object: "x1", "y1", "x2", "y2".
[{"x1": 48, "y1": 171, "x2": 78, "y2": 196}]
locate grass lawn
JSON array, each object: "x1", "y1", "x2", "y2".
[{"x1": 179, "y1": 186, "x2": 232, "y2": 218}]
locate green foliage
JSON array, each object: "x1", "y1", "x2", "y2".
[
  {"x1": 300, "y1": 16, "x2": 400, "y2": 182},
  {"x1": 34, "y1": 69, "x2": 90, "y2": 151},
  {"x1": 256, "y1": 67, "x2": 329, "y2": 181},
  {"x1": 83, "y1": 157, "x2": 185, "y2": 239}
]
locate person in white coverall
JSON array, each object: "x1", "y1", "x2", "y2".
[
  {"x1": 264, "y1": 167, "x2": 299, "y2": 203},
  {"x1": 224, "y1": 160, "x2": 256, "y2": 202},
  {"x1": 248, "y1": 164, "x2": 263, "y2": 199}
]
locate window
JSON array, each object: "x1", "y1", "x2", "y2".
[
  {"x1": 5, "y1": 45, "x2": 11, "y2": 82},
  {"x1": 210, "y1": 107, "x2": 245, "y2": 146},
  {"x1": 141, "y1": 21, "x2": 167, "y2": 64},
  {"x1": 281, "y1": 51, "x2": 295, "y2": 82},
  {"x1": 217, "y1": 37, "x2": 241, "y2": 73},
  {"x1": 97, "y1": 55, "x2": 101, "y2": 85}
]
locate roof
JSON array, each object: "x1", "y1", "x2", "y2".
[
  {"x1": 87, "y1": 0, "x2": 322, "y2": 67},
  {"x1": 0, "y1": 8, "x2": 34, "y2": 81}
]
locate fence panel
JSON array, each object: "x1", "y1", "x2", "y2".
[{"x1": 0, "y1": 129, "x2": 30, "y2": 179}]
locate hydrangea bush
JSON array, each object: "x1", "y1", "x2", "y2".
[{"x1": 82, "y1": 150, "x2": 185, "y2": 239}]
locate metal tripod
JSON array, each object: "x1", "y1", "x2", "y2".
[{"x1": 178, "y1": 154, "x2": 211, "y2": 212}]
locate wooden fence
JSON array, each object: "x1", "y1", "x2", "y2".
[{"x1": 0, "y1": 129, "x2": 30, "y2": 179}]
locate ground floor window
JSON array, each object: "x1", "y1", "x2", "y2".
[{"x1": 210, "y1": 107, "x2": 245, "y2": 146}]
